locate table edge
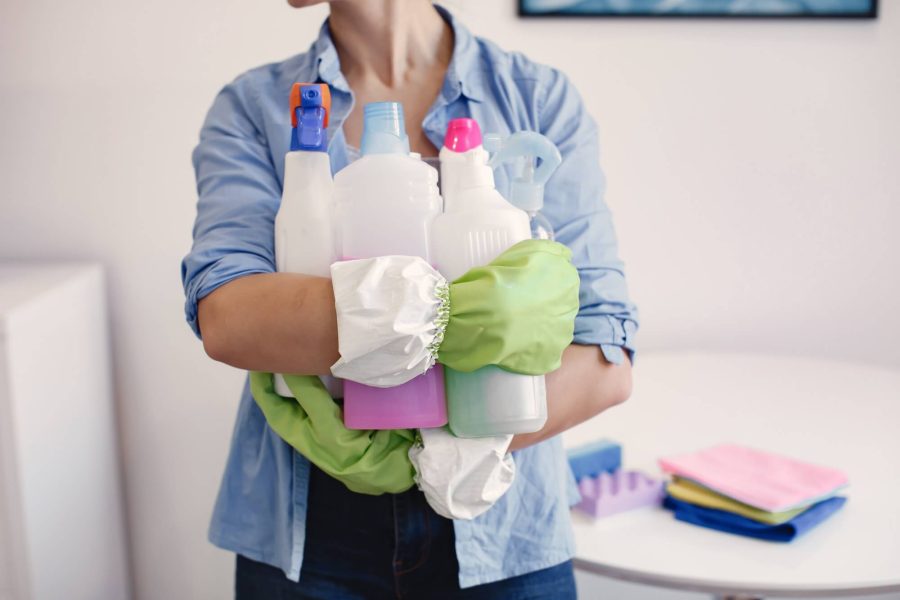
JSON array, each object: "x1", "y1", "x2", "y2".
[{"x1": 572, "y1": 558, "x2": 900, "y2": 598}]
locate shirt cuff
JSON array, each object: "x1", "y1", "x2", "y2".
[
  {"x1": 573, "y1": 315, "x2": 637, "y2": 365},
  {"x1": 183, "y1": 253, "x2": 274, "y2": 339}
]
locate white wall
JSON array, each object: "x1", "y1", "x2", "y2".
[
  {"x1": 1, "y1": 1, "x2": 898, "y2": 599},
  {"x1": 459, "y1": 1, "x2": 900, "y2": 367}
]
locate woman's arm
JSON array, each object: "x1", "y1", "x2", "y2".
[
  {"x1": 198, "y1": 273, "x2": 339, "y2": 375},
  {"x1": 509, "y1": 344, "x2": 632, "y2": 451},
  {"x1": 200, "y1": 270, "x2": 630, "y2": 445},
  {"x1": 200, "y1": 275, "x2": 631, "y2": 438},
  {"x1": 185, "y1": 75, "x2": 342, "y2": 376}
]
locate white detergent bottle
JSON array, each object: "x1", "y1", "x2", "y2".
[
  {"x1": 431, "y1": 119, "x2": 560, "y2": 438},
  {"x1": 274, "y1": 83, "x2": 342, "y2": 398},
  {"x1": 334, "y1": 102, "x2": 447, "y2": 430}
]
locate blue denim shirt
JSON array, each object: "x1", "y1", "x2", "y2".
[{"x1": 182, "y1": 6, "x2": 638, "y2": 588}]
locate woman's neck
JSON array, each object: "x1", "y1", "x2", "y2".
[{"x1": 328, "y1": 1, "x2": 452, "y2": 89}]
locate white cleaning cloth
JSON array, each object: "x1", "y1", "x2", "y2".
[
  {"x1": 408, "y1": 428, "x2": 515, "y2": 520},
  {"x1": 330, "y1": 256, "x2": 449, "y2": 387}
]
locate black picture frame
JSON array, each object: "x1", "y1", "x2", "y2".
[{"x1": 518, "y1": 0, "x2": 878, "y2": 19}]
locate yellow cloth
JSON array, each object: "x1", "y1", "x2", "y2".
[{"x1": 667, "y1": 478, "x2": 809, "y2": 525}]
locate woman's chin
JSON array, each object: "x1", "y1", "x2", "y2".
[{"x1": 287, "y1": 0, "x2": 329, "y2": 9}]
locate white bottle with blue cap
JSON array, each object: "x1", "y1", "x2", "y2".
[
  {"x1": 274, "y1": 83, "x2": 341, "y2": 398},
  {"x1": 333, "y1": 102, "x2": 447, "y2": 430}
]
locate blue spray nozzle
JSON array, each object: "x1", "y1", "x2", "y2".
[
  {"x1": 290, "y1": 83, "x2": 330, "y2": 152},
  {"x1": 361, "y1": 102, "x2": 410, "y2": 156},
  {"x1": 485, "y1": 132, "x2": 562, "y2": 212}
]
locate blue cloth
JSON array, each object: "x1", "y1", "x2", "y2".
[
  {"x1": 234, "y1": 465, "x2": 577, "y2": 599},
  {"x1": 663, "y1": 495, "x2": 847, "y2": 542},
  {"x1": 181, "y1": 4, "x2": 639, "y2": 588}
]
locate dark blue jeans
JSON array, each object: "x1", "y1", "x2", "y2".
[{"x1": 235, "y1": 464, "x2": 576, "y2": 599}]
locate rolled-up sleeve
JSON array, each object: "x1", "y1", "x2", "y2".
[
  {"x1": 537, "y1": 70, "x2": 639, "y2": 364},
  {"x1": 181, "y1": 78, "x2": 281, "y2": 339}
]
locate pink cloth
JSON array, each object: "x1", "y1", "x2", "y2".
[{"x1": 659, "y1": 444, "x2": 848, "y2": 513}]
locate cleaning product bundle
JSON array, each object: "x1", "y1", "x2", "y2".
[
  {"x1": 659, "y1": 443, "x2": 849, "y2": 541},
  {"x1": 255, "y1": 83, "x2": 579, "y2": 519}
]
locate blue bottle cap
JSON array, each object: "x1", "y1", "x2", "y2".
[{"x1": 361, "y1": 102, "x2": 410, "y2": 156}]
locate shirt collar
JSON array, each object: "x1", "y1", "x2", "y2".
[
  {"x1": 434, "y1": 4, "x2": 486, "y2": 104},
  {"x1": 309, "y1": 4, "x2": 485, "y2": 104},
  {"x1": 310, "y1": 22, "x2": 348, "y2": 94}
]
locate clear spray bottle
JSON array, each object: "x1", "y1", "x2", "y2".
[{"x1": 484, "y1": 132, "x2": 562, "y2": 241}]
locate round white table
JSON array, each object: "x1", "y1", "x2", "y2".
[{"x1": 563, "y1": 352, "x2": 900, "y2": 599}]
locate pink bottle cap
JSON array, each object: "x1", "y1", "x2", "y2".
[{"x1": 443, "y1": 118, "x2": 482, "y2": 153}]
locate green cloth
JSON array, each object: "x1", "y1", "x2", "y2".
[
  {"x1": 439, "y1": 239, "x2": 580, "y2": 375},
  {"x1": 249, "y1": 372, "x2": 416, "y2": 495}
]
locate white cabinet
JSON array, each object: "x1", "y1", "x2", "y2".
[{"x1": 0, "y1": 264, "x2": 130, "y2": 600}]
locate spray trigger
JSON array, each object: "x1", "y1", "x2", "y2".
[
  {"x1": 289, "y1": 83, "x2": 331, "y2": 152},
  {"x1": 484, "y1": 132, "x2": 562, "y2": 212}
]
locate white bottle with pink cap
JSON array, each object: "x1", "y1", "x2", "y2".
[{"x1": 430, "y1": 118, "x2": 548, "y2": 437}]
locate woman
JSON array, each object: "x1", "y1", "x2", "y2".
[{"x1": 182, "y1": 1, "x2": 638, "y2": 597}]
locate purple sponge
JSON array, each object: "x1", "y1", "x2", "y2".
[{"x1": 576, "y1": 470, "x2": 665, "y2": 518}]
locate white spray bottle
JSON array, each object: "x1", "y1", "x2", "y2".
[
  {"x1": 430, "y1": 119, "x2": 561, "y2": 437},
  {"x1": 273, "y1": 83, "x2": 342, "y2": 398}
]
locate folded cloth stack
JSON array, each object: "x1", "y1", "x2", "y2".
[{"x1": 659, "y1": 444, "x2": 849, "y2": 542}]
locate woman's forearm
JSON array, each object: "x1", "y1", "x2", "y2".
[
  {"x1": 197, "y1": 273, "x2": 340, "y2": 375},
  {"x1": 509, "y1": 344, "x2": 632, "y2": 451},
  {"x1": 198, "y1": 274, "x2": 632, "y2": 438}
]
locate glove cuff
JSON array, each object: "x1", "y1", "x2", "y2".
[
  {"x1": 330, "y1": 256, "x2": 449, "y2": 387},
  {"x1": 427, "y1": 280, "x2": 450, "y2": 362}
]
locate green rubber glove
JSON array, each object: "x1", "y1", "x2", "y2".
[
  {"x1": 249, "y1": 372, "x2": 416, "y2": 495},
  {"x1": 438, "y1": 239, "x2": 580, "y2": 375}
]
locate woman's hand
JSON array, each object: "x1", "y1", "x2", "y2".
[{"x1": 509, "y1": 344, "x2": 632, "y2": 451}]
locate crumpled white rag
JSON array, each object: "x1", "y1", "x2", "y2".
[
  {"x1": 330, "y1": 255, "x2": 449, "y2": 387},
  {"x1": 409, "y1": 427, "x2": 515, "y2": 520}
]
